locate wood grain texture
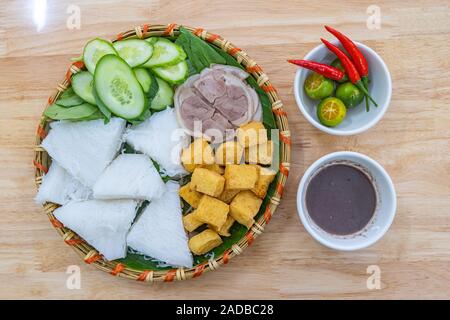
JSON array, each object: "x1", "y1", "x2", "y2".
[{"x1": 0, "y1": 0, "x2": 449, "y2": 299}]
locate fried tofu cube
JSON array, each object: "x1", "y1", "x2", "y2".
[
  {"x1": 200, "y1": 163, "x2": 225, "y2": 175},
  {"x1": 245, "y1": 140, "x2": 273, "y2": 165},
  {"x1": 193, "y1": 195, "x2": 229, "y2": 230},
  {"x1": 182, "y1": 212, "x2": 204, "y2": 232},
  {"x1": 251, "y1": 167, "x2": 277, "y2": 198},
  {"x1": 181, "y1": 138, "x2": 215, "y2": 172},
  {"x1": 230, "y1": 190, "x2": 262, "y2": 228},
  {"x1": 224, "y1": 164, "x2": 258, "y2": 190},
  {"x1": 215, "y1": 141, "x2": 243, "y2": 165},
  {"x1": 189, "y1": 229, "x2": 223, "y2": 255},
  {"x1": 218, "y1": 188, "x2": 240, "y2": 204},
  {"x1": 190, "y1": 168, "x2": 225, "y2": 197},
  {"x1": 237, "y1": 121, "x2": 267, "y2": 148},
  {"x1": 210, "y1": 215, "x2": 235, "y2": 237},
  {"x1": 179, "y1": 183, "x2": 203, "y2": 208}
]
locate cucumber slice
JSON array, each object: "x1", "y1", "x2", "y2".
[
  {"x1": 134, "y1": 68, "x2": 152, "y2": 92},
  {"x1": 141, "y1": 38, "x2": 186, "y2": 68},
  {"x1": 83, "y1": 38, "x2": 117, "y2": 74},
  {"x1": 71, "y1": 71, "x2": 96, "y2": 105},
  {"x1": 55, "y1": 87, "x2": 84, "y2": 107},
  {"x1": 94, "y1": 55, "x2": 146, "y2": 120},
  {"x1": 113, "y1": 39, "x2": 154, "y2": 68},
  {"x1": 152, "y1": 60, "x2": 188, "y2": 84},
  {"x1": 150, "y1": 77, "x2": 174, "y2": 111}
]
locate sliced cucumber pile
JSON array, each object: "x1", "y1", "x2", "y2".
[
  {"x1": 94, "y1": 54, "x2": 146, "y2": 120},
  {"x1": 134, "y1": 68, "x2": 152, "y2": 93},
  {"x1": 150, "y1": 77, "x2": 174, "y2": 111},
  {"x1": 152, "y1": 60, "x2": 188, "y2": 84},
  {"x1": 113, "y1": 39, "x2": 154, "y2": 68},
  {"x1": 46, "y1": 36, "x2": 187, "y2": 122},
  {"x1": 83, "y1": 39, "x2": 117, "y2": 74},
  {"x1": 142, "y1": 38, "x2": 186, "y2": 68},
  {"x1": 71, "y1": 71, "x2": 96, "y2": 105}
]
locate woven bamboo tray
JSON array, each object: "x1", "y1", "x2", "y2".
[{"x1": 33, "y1": 24, "x2": 290, "y2": 283}]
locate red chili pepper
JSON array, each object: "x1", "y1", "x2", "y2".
[
  {"x1": 325, "y1": 26, "x2": 371, "y2": 110},
  {"x1": 325, "y1": 26, "x2": 368, "y2": 78},
  {"x1": 287, "y1": 59, "x2": 344, "y2": 81},
  {"x1": 321, "y1": 38, "x2": 378, "y2": 107}
]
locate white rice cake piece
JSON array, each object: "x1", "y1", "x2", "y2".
[
  {"x1": 41, "y1": 118, "x2": 126, "y2": 187},
  {"x1": 127, "y1": 181, "x2": 193, "y2": 268},
  {"x1": 124, "y1": 108, "x2": 189, "y2": 177},
  {"x1": 35, "y1": 161, "x2": 92, "y2": 205},
  {"x1": 93, "y1": 154, "x2": 166, "y2": 201},
  {"x1": 53, "y1": 199, "x2": 138, "y2": 261}
]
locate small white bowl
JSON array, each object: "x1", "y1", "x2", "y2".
[
  {"x1": 297, "y1": 151, "x2": 396, "y2": 251},
  {"x1": 294, "y1": 41, "x2": 392, "y2": 135}
]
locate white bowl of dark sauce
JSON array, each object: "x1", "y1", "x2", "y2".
[{"x1": 297, "y1": 151, "x2": 396, "y2": 251}]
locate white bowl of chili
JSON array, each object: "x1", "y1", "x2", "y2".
[{"x1": 294, "y1": 40, "x2": 392, "y2": 136}]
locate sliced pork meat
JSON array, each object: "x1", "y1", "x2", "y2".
[
  {"x1": 193, "y1": 72, "x2": 226, "y2": 104},
  {"x1": 203, "y1": 112, "x2": 234, "y2": 142},
  {"x1": 214, "y1": 93, "x2": 248, "y2": 124},
  {"x1": 174, "y1": 64, "x2": 262, "y2": 142},
  {"x1": 180, "y1": 95, "x2": 215, "y2": 119},
  {"x1": 211, "y1": 64, "x2": 249, "y2": 80}
]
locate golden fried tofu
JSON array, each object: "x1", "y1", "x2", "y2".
[
  {"x1": 251, "y1": 167, "x2": 277, "y2": 198},
  {"x1": 230, "y1": 190, "x2": 262, "y2": 228},
  {"x1": 218, "y1": 188, "x2": 240, "y2": 204},
  {"x1": 182, "y1": 212, "x2": 204, "y2": 232},
  {"x1": 190, "y1": 168, "x2": 225, "y2": 197},
  {"x1": 237, "y1": 121, "x2": 267, "y2": 148},
  {"x1": 245, "y1": 140, "x2": 273, "y2": 165},
  {"x1": 199, "y1": 163, "x2": 224, "y2": 175},
  {"x1": 181, "y1": 138, "x2": 215, "y2": 172},
  {"x1": 210, "y1": 215, "x2": 235, "y2": 237},
  {"x1": 215, "y1": 141, "x2": 243, "y2": 165},
  {"x1": 193, "y1": 195, "x2": 229, "y2": 230},
  {"x1": 179, "y1": 183, "x2": 203, "y2": 208},
  {"x1": 224, "y1": 164, "x2": 258, "y2": 190},
  {"x1": 189, "y1": 229, "x2": 223, "y2": 255}
]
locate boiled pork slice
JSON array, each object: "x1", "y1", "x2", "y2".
[
  {"x1": 193, "y1": 69, "x2": 226, "y2": 104},
  {"x1": 211, "y1": 64, "x2": 249, "y2": 80},
  {"x1": 174, "y1": 64, "x2": 262, "y2": 142}
]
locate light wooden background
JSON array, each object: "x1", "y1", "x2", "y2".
[{"x1": 1, "y1": 0, "x2": 449, "y2": 299}]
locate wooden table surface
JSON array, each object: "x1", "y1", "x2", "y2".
[{"x1": 1, "y1": 0, "x2": 449, "y2": 300}]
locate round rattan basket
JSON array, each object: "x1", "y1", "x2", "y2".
[{"x1": 33, "y1": 24, "x2": 290, "y2": 282}]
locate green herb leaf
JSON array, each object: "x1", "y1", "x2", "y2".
[
  {"x1": 185, "y1": 59, "x2": 197, "y2": 77},
  {"x1": 55, "y1": 87, "x2": 85, "y2": 108},
  {"x1": 44, "y1": 103, "x2": 99, "y2": 120},
  {"x1": 175, "y1": 27, "x2": 226, "y2": 73},
  {"x1": 147, "y1": 72, "x2": 159, "y2": 101},
  {"x1": 78, "y1": 109, "x2": 104, "y2": 121}
]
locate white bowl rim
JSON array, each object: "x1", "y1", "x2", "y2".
[
  {"x1": 296, "y1": 151, "x2": 397, "y2": 251},
  {"x1": 294, "y1": 41, "x2": 392, "y2": 136}
]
